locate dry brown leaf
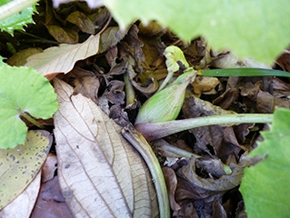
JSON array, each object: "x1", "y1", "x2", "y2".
[
  {"x1": 53, "y1": 78, "x2": 158, "y2": 217},
  {"x1": 7, "y1": 48, "x2": 43, "y2": 66},
  {"x1": 176, "y1": 157, "x2": 244, "y2": 199},
  {"x1": 41, "y1": 153, "x2": 58, "y2": 183},
  {"x1": 64, "y1": 67, "x2": 100, "y2": 104},
  {"x1": 192, "y1": 76, "x2": 220, "y2": 95},
  {"x1": 46, "y1": 25, "x2": 79, "y2": 44},
  {"x1": 31, "y1": 176, "x2": 73, "y2": 218},
  {"x1": 25, "y1": 34, "x2": 100, "y2": 77},
  {"x1": 162, "y1": 167, "x2": 181, "y2": 212},
  {"x1": 257, "y1": 90, "x2": 290, "y2": 113},
  {"x1": 66, "y1": 11, "x2": 96, "y2": 34},
  {"x1": 0, "y1": 171, "x2": 41, "y2": 218},
  {"x1": 182, "y1": 96, "x2": 243, "y2": 161}
]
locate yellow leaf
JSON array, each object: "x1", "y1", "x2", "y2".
[
  {"x1": 0, "y1": 171, "x2": 41, "y2": 217},
  {"x1": 0, "y1": 130, "x2": 52, "y2": 210}
]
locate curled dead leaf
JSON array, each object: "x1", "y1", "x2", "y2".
[{"x1": 162, "y1": 167, "x2": 181, "y2": 212}]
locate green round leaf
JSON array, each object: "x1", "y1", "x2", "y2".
[
  {"x1": 240, "y1": 108, "x2": 290, "y2": 217},
  {"x1": 0, "y1": 65, "x2": 59, "y2": 149},
  {"x1": 104, "y1": 0, "x2": 290, "y2": 64}
]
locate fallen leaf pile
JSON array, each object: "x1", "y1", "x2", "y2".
[{"x1": 0, "y1": 1, "x2": 290, "y2": 217}]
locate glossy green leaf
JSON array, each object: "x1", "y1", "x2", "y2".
[
  {"x1": 240, "y1": 108, "x2": 290, "y2": 217},
  {"x1": 0, "y1": 65, "x2": 59, "y2": 149},
  {"x1": 0, "y1": 130, "x2": 52, "y2": 210},
  {"x1": 103, "y1": 0, "x2": 290, "y2": 64},
  {"x1": 0, "y1": 0, "x2": 38, "y2": 35}
]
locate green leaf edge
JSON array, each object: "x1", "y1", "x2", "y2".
[
  {"x1": 239, "y1": 108, "x2": 290, "y2": 218},
  {"x1": 0, "y1": 0, "x2": 39, "y2": 35}
]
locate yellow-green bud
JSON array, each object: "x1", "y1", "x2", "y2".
[{"x1": 135, "y1": 68, "x2": 196, "y2": 124}]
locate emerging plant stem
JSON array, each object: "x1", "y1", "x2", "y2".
[
  {"x1": 0, "y1": 0, "x2": 39, "y2": 21},
  {"x1": 21, "y1": 112, "x2": 45, "y2": 129},
  {"x1": 135, "y1": 114, "x2": 273, "y2": 141}
]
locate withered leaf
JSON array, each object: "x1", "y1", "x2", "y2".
[
  {"x1": 182, "y1": 96, "x2": 243, "y2": 161},
  {"x1": 0, "y1": 130, "x2": 52, "y2": 210},
  {"x1": 30, "y1": 176, "x2": 73, "y2": 218},
  {"x1": 256, "y1": 90, "x2": 290, "y2": 113},
  {"x1": 99, "y1": 27, "x2": 128, "y2": 54},
  {"x1": 176, "y1": 157, "x2": 244, "y2": 199},
  {"x1": 64, "y1": 67, "x2": 100, "y2": 104},
  {"x1": 53, "y1": 78, "x2": 158, "y2": 217},
  {"x1": 192, "y1": 76, "x2": 220, "y2": 95},
  {"x1": 46, "y1": 25, "x2": 79, "y2": 44},
  {"x1": 25, "y1": 34, "x2": 100, "y2": 77},
  {"x1": 276, "y1": 50, "x2": 290, "y2": 71},
  {"x1": 0, "y1": 172, "x2": 41, "y2": 218},
  {"x1": 162, "y1": 167, "x2": 181, "y2": 212},
  {"x1": 66, "y1": 11, "x2": 95, "y2": 34}
]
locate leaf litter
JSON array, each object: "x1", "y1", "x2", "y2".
[{"x1": 0, "y1": 1, "x2": 290, "y2": 217}]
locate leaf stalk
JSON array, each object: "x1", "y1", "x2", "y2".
[
  {"x1": 135, "y1": 114, "x2": 273, "y2": 141},
  {"x1": 21, "y1": 112, "x2": 45, "y2": 129}
]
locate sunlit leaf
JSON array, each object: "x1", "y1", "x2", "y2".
[
  {"x1": 0, "y1": 65, "x2": 58, "y2": 149},
  {"x1": 102, "y1": 0, "x2": 290, "y2": 64},
  {"x1": 240, "y1": 108, "x2": 290, "y2": 217}
]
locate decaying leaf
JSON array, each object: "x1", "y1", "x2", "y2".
[
  {"x1": 182, "y1": 96, "x2": 245, "y2": 162},
  {"x1": 53, "y1": 78, "x2": 159, "y2": 217},
  {"x1": 6, "y1": 48, "x2": 43, "y2": 66},
  {"x1": 175, "y1": 157, "x2": 244, "y2": 215},
  {"x1": 0, "y1": 130, "x2": 52, "y2": 210},
  {"x1": 276, "y1": 50, "x2": 290, "y2": 71},
  {"x1": 46, "y1": 25, "x2": 79, "y2": 44},
  {"x1": 256, "y1": 90, "x2": 290, "y2": 113},
  {"x1": 192, "y1": 76, "x2": 220, "y2": 95},
  {"x1": 41, "y1": 153, "x2": 58, "y2": 183},
  {"x1": 99, "y1": 26, "x2": 128, "y2": 54},
  {"x1": 66, "y1": 11, "x2": 96, "y2": 34},
  {"x1": 30, "y1": 176, "x2": 74, "y2": 218},
  {"x1": 162, "y1": 167, "x2": 181, "y2": 212},
  {"x1": 25, "y1": 34, "x2": 100, "y2": 77},
  {"x1": 64, "y1": 67, "x2": 100, "y2": 104},
  {"x1": 0, "y1": 171, "x2": 41, "y2": 218}
]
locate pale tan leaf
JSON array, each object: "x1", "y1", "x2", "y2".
[
  {"x1": 0, "y1": 130, "x2": 52, "y2": 210},
  {"x1": 0, "y1": 171, "x2": 41, "y2": 218},
  {"x1": 53, "y1": 78, "x2": 158, "y2": 217},
  {"x1": 41, "y1": 153, "x2": 58, "y2": 183},
  {"x1": 25, "y1": 34, "x2": 100, "y2": 76}
]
